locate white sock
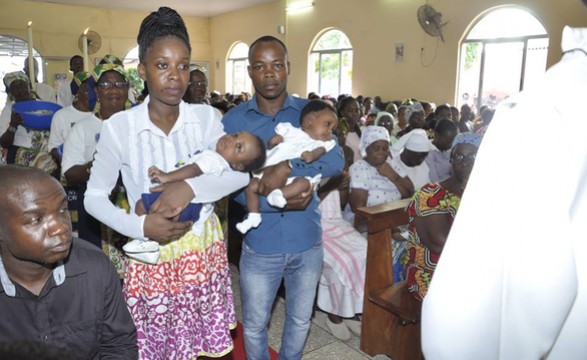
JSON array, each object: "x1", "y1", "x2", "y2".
[
  {"x1": 236, "y1": 212, "x2": 262, "y2": 234},
  {"x1": 267, "y1": 189, "x2": 287, "y2": 208}
]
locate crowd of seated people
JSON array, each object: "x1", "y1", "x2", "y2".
[{"x1": 306, "y1": 91, "x2": 489, "y2": 340}]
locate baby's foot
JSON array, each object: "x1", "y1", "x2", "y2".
[
  {"x1": 267, "y1": 189, "x2": 287, "y2": 208},
  {"x1": 236, "y1": 213, "x2": 262, "y2": 234}
]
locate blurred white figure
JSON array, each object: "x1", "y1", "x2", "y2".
[{"x1": 422, "y1": 26, "x2": 587, "y2": 360}]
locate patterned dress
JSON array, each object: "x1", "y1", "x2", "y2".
[
  {"x1": 403, "y1": 183, "x2": 460, "y2": 301},
  {"x1": 85, "y1": 99, "x2": 243, "y2": 359},
  {"x1": 124, "y1": 215, "x2": 235, "y2": 359}
]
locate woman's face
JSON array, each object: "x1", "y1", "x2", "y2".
[
  {"x1": 96, "y1": 71, "x2": 127, "y2": 113},
  {"x1": 397, "y1": 107, "x2": 408, "y2": 128},
  {"x1": 75, "y1": 82, "x2": 90, "y2": 111},
  {"x1": 377, "y1": 115, "x2": 394, "y2": 135},
  {"x1": 452, "y1": 143, "x2": 478, "y2": 184},
  {"x1": 365, "y1": 140, "x2": 390, "y2": 167},
  {"x1": 9, "y1": 80, "x2": 32, "y2": 101},
  {"x1": 364, "y1": 99, "x2": 374, "y2": 113},
  {"x1": 409, "y1": 111, "x2": 425, "y2": 128},
  {"x1": 139, "y1": 36, "x2": 191, "y2": 107},
  {"x1": 341, "y1": 100, "x2": 361, "y2": 127}
]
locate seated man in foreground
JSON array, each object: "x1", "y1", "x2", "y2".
[{"x1": 0, "y1": 165, "x2": 137, "y2": 359}]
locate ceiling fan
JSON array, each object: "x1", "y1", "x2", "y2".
[
  {"x1": 417, "y1": 4, "x2": 448, "y2": 42},
  {"x1": 77, "y1": 30, "x2": 102, "y2": 55}
]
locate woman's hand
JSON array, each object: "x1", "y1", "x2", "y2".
[
  {"x1": 377, "y1": 162, "x2": 414, "y2": 198},
  {"x1": 143, "y1": 212, "x2": 193, "y2": 243},
  {"x1": 376, "y1": 162, "x2": 398, "y2": 180},
  {"x1": 9, "y1": 112, "x2": 23, "y2": 128},
  {"x1": 148, "y1": 181, "x2": 195, "y2": 220},
  {"x1": 135, "y1": 199, "x2": 146, "y2": 216}
]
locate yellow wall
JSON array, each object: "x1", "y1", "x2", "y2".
[
  {"x1": 1, "y1": 0, "x2": 586, "y2": 104},
  {"x1": 210, "y1": 0, "x2": 286, "y2": 93},
  {"x1": 212, "y1": 0, "x2": 587, "y2": 104}
]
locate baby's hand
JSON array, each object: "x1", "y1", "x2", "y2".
[
  {"x1": 268, "y1": 134, "x2": 284, "y2": 150},
  {"x1": 301, "y1": 151, "x2": 315, "y2": 163},
  {"x1": 135, "y1": 199, "x2": 146, "y2": 216},
  {"x1": 148, "y1": 166, "x2": 169, "y2": 184}
]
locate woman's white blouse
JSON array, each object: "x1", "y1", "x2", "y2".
[
  {"x1": 349, "y1": 158, "x2": 406, "y2": 206},
  {"x1": 84, "y1": 97, "x2": 249, "y2": 240}
]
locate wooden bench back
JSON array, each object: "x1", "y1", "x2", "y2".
[{"x1": 356, "y1": 199, "x2": 422, "y2": 360}]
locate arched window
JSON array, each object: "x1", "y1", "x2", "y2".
[
  {"x1": 226, "y1": 42, "x2": 251, "y2": 95},
  {"x1": 123, "y1": 45, "x2": 144, "y2": 95},
  {"x1": 0, "y1": 35, "x2": 43, "y2": 107},
  {"x1": 308, "y1": 29, "x2": 353, "y2": 97},
  {"x1": 457, "y1": 7, "x2": 548, "y2": 111}
]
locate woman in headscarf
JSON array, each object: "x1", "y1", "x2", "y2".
[
  {"x1": 48, "y1": 70, "x2": 93, "y2": 163},
  {"x1": 348, "y1": 126, "x2": 413, "y2": 216},
  {"x1": 61, "y1": 62, "x2": 130, "y2": 258},
  {"x1": 396, "y1": 101, "x2": 426, "y2": 139},
  {"x1": 374, "y1": 111, "x2": 399, "y2": 145},
  {"x1": 0, "y1": 71, "x2": 56, "y2": 172},
  {"x1": 402, "y1": 132, "x2": 482, "y2": 301}
]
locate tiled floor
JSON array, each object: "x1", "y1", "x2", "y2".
[{"x1": 229, "y1": 264, "x2": 391, "y2": 360}]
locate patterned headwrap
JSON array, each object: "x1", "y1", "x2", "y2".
[
  {"x1": 359, "y1": 126, "x2": 390, "y2": 157},
  {"x1": 374, "y1": 111, "x2": 395, "y2": 126},
  {"x1": 92, "y1": 63, "x2": 127, "y2": 82},
  {"x1": 89, "y1": 63, "x2": 132, "y2": 112},
  {"x1": 74, "y1": 71, "x2": 92, "y2": 86},
  {"x1": 3, "y1": 71, "x2": 29, "y2": 92},
  {"x1": 452, "y1": 132, "x2": 482, "y2": 148},
  {"x1": 99, "y1": 54, "x2": 124, "y2": 66},
  {"x1": 74, "y1": 71, "x2": 97, "y2": 111},
  {"x1": 403, "y1": 102, "x2": 424, "y2": 121}
]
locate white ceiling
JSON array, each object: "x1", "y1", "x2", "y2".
[{"x1": 24, "y1": 0, "x2": 278, "y2": 18}]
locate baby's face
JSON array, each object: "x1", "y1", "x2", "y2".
[
  {"x1": 302, "y1": 109, "x2": 339, "y2": 142},
  {"x1": 216, "y1": 131, "x2": 259, "y2": 171}
]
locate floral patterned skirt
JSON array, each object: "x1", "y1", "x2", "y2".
[{"x1": 124, "y1": 214, "x2": 236, "y2": 360}]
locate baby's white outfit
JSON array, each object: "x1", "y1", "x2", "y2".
[
  {"x1": 236, "y1": 123, "x2": 335, "y2": 234},
  {"x1": 124, "y1": 150, "x2": 230, "y2": 264}
]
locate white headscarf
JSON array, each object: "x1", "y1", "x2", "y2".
[
  {"x1": 391, "y1": 129, "x2": 432, "y2": 157},
  {"x1": 359, "y1": 126, "x2": 390, "y2": 157},
  {"x1": 404, "y1": 102, "x2": 424, "y2": 121}
]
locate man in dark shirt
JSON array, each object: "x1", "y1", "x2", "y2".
[{"x1": 0, "y1": 165, "x2": 137, "y2": 359}]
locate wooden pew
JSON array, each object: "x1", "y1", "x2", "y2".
[{"x1": 356, "y1": 199, "x2": 423, "y2": 360}]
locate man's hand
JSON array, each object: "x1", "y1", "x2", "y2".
[
  {"x1": 284, "y1": 190, "x2": 313, "y2": 210},
  {"x1": 148, "y1": 181, "x2": 195, "y2": 220},
  {"x1": 257, "y1": 161, "x2": 291, "y2": 196}
]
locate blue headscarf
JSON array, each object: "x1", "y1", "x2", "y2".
[{"x1": 453, "y1": 132, "x2": 482, "y2": 148}]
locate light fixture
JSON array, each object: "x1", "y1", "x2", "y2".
[{"x1": 286, "y1": 1, "x2": 314, "y2": 12}]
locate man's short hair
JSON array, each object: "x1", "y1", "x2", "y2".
[{"x1": 248, "y1": 36, "x2": 287, "y2": 62}]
